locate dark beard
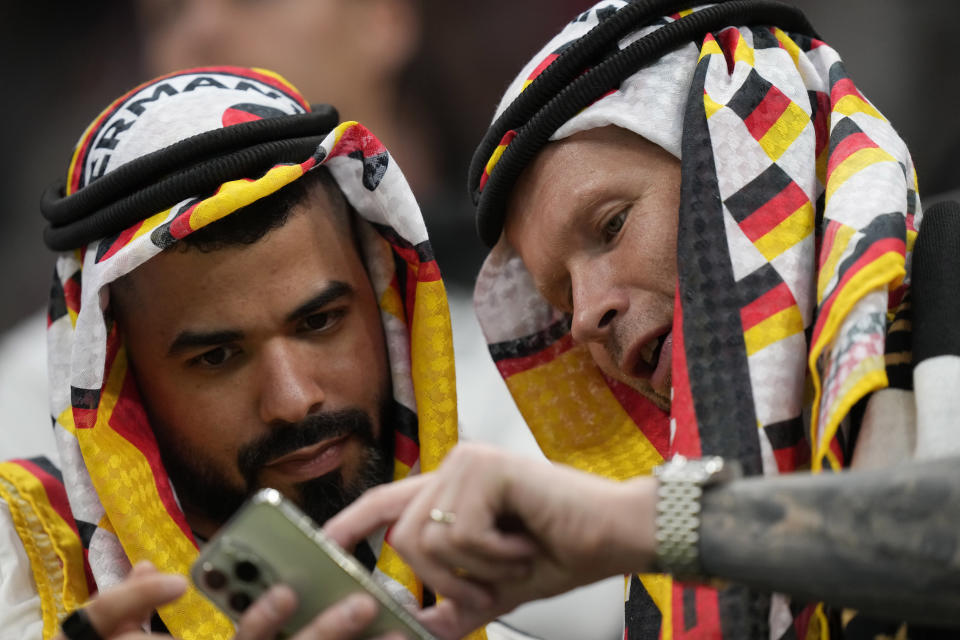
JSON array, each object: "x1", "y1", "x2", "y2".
[{"x1": 153, "y1": 402, "x2": 396, "y2": 529}]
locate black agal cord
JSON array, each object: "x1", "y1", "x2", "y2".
[
  {"x1": 469, "y1": 0, "x2": 817, "y2": 247},
  {"x1": 41, "y1": 105, "x2": 339, "y2": 250}
]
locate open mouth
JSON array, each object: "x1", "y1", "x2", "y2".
[{"x1": 627, "y1": 329, "x2": 670, "y2": 379}]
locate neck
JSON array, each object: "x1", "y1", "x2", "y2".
[{"x1": 183, "y1": 504, "x2": 222, "y2": 542}]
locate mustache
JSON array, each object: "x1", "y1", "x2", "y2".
[{"x1": 237, "y1": 409, "x2": 375, "y2": 487}]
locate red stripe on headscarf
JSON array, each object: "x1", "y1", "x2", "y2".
[
  {"x1": 830, "y1": 76, "x2": 868, "y2": 106},
  {"x1": 69, "y1": 95, "x2": 133, "y2": 195},
  {"x1": 97, "y1": 221, "x2": 145, "y2": 264},
  {"x1": 888, "y1": 284, "x2": 906, "y2": 311},
  {"x1": 199, "y1": 66, "x2": 310, "y2": 110},
  {"x1": 811, "y1": 237, "x2": 905, "y2": 347},
  {"x1": 743, "y1": 85, "x2": 792, "y2": 142},
  {"x1": 829, "y1": 434, "x2": 845, "y2": 466},
  {"x1": 328, "y1": 124, "x2": 387, "y2": 160},
  {"x1": 391, "y1": 243, "x2": 421, "y2": 269},
  {"x1": 528, "y1": 53, "x2": 559, "y2": 83},
  {"x1": 716, "y1": 26, "x2": 741, "y2": 75},
  {"x1": 168, "y1": 197, "x2": 207, "y2": 240},
  {"x1": 812, "y1": 91, "x2": 830, "y2": 160},
  {"x1": 417, "y1": 260, "x2": 442, "y2": 283},
  {"x1": 82, "y1": 548, "x2": 97, "y2": 594},
  {"x1": 605, "y1": 378, "x2": 670, "y2": 459},
  {"x1": 817, "y1": 220, "x2": 843, "y2": 270},
  {"x1": 737, "y1": 180, "x2": 809, "y2": 243},
  {"x1": 669, "y1": 291, "x2": 701, "y2": 458},
  {"x1": 827, "y1": 132, "x2": 879, "y2": 180},
  {"x1": 772, "y1": 439, "x2": 811, "y2": 473},
  {"x1": 69, "y1": 66, "x2": 309, "y2": 194},
  {"x1": 64, "y1": 275, "x2": 82, "y2": 317},
  {"x1": 11, "y1": 459, "x2": 80, "y2": 538},
  {"x1": 394, "y1": 431, "x2": 420, "y2": 470},
  {"x1": 108, "y1": 371, "x2": 195, "y2": 543},
  {"x1": 740, "y1": 281, "x2": 798, "y2": 331},
  {"x1": 402, "y1": 265, "x2": 419, "y2": 346},
  {"x1": 478, "y1": 130, "x2": 518, "y2": 193},
  {"x1": 671, "y1": 584, "x2": 721, "y2": 639},
  {"x1": 494, "y1": 333, "x2": 575, "y2": 379}
]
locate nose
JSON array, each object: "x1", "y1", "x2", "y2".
[
  {"x1": 257, "y1": 340, "x2": 325, "y2": 426},
  {"x1": 569, "y1": 263, "x2": 628, "y2": 345}
]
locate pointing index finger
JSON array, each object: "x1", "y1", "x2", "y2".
[{"x1": 324, "y1": 474, "x2": 429, "y2": 550}]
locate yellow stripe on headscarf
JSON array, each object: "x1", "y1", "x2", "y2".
[
  {"x1": 0, "y1": 465, "x2": 90, "y2": 640},
  {"x1": 772, "y1": 27, "x2": 802, "y2": 69},
  {"x1": 506, "y1": 345, "x2": 664, "y2": 480},
  {"x1": 409, "y1": 279, "x2": 459, "y2": 472},
  {"x1": 188, "y1": 164, "x2": 306, "y2": 232},
  {"x1": 825, "y1": 147, "x2": 896, "y2": 204},
  {"x1": 79, "y1": 347, "x2": 234, "y2": 639},
  {"x1": 808, "y1": 252, "x2": 905, "y2": 471}
]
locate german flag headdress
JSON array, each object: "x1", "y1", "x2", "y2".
[
  {"x1": 13, "y1": 67, "x2": 458, "y2": 639},
  {"x1": 468, "y1": 2, "x2": 920, "y2": 637}
]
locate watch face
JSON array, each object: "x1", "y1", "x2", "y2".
[{"x1": 655, "y1": 455, "x2": 739, "y2": 484}]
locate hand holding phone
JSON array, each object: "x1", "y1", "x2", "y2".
[{"x1": 191, "y1": 488, "x2": 437, "y2": 639}]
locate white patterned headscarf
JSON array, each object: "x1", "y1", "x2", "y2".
[
  {"x1": 468, "y1": 3, "x2": 920, "y2": 638},
  {"x1": 30, "y1": 67, "x2": 458, "y2": 639}
]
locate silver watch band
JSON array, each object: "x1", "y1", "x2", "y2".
[{"x1": 652, "y1": 455, "x2": 738, "y2": 582}]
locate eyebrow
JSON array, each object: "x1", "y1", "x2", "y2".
[
  {"x1": 167, "y1": 329, "x2": 244, "y2": 356},
  {"x1": 284, "y1": 280, "x2": 354, "y2": 324},
  {"x1": 166, "y1": 281, "x2": 355, "y2": 356}
]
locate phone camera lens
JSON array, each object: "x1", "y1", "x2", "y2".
[
  {"x1": 228, "y1": 591, "x2": 253, "y2": 613},
  {"x1": 234, "y1": 560, "x2": 260, "y2": 582},
  {"x1": 203, "y1": 567, "x2": 227, "y2": 590}
]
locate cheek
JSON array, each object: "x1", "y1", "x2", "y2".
[
  {"x1": 343, "y1": 322, "x2": 390, "y2": 404},
  {"x1": 136, "y1": 366, "x2": 251, "y2": 465}
]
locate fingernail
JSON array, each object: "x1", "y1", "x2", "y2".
[
  {"x1": 262, "y1": 585, "x2": 297, "y2": 619},
  {"x1": 133, "y1": 559, "x2": 156, "y2": 572},
  {"x1": 155, "y1": 574, "x2": 188, "y2": 598},
  {"x1": 268, "y1": 585, "x2": 297, "y2": 607}
]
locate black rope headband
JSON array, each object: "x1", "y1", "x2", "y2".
[
  {"x1": 469, "y1": 0, "x2": 818, "y2": 247},
  {"x1": 40, "y1": 105, "x2": 339, "y2": 251}
]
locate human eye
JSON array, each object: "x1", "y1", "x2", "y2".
[
  {"x1": 298, "y1": 309, "x2": 345, "y2": 334},
  {"x1": 601, "y1": 209, "x2": 628, "y2": 242},
  {"x1": 189, "y1": 345, "x2": 240, "y2": 369}
]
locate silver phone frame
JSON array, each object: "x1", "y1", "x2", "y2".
[{"x1": 191, "y1": 488, "x2": 437, "y2": 639}]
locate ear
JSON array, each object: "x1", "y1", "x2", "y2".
[{"x1": 362, "y1": 0, "x2": 421, "y2": 77}]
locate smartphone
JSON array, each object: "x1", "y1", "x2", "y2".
[{"x1": 191, "y1": 488, "x2": 437, "y2": 639}]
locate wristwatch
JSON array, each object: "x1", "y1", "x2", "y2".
[{"x1": 652, "y1": 454, "x2": 740, "y2": 582}]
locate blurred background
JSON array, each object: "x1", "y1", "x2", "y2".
[{"x1": 1, "y1": 0, "x2": 958, "y2": 335}]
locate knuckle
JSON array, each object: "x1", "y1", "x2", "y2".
[
  {"x1": 357, "y1": 484, "x2": 388, "y2": 508},
  {"x1": 447, "y1": 525, "x2": 474, "y2": 548},
  {"x1": 389, "y1": 521, "x2": 415, "y2": 554},
  {"x1": 420, "y1": 527, "x2": 447, "y2": 554}
]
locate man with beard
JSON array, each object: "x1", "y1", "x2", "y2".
[{"x1": 0, "y1": 67, "x2": 463, "y2": 640}]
